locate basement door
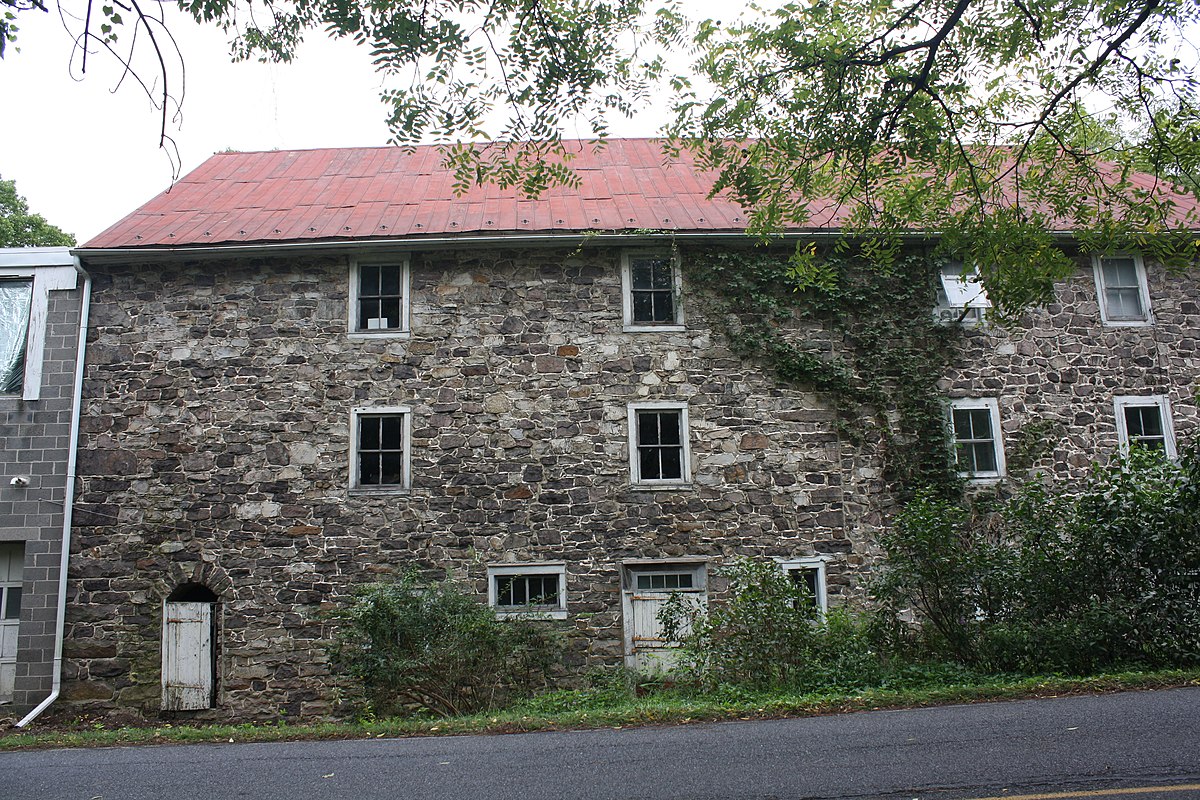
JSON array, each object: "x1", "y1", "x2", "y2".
[
  {"x1": 0, "y1": 542, "x2": 24, "y2": 703},
  {"x1": 622, "y1": 562, "x2": 707, "y2": 673},
  {"x1": 162, "y1": 601, "x2": 214, "y2": 711}
]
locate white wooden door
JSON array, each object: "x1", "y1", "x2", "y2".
[
  {"x1": 624, "y1": 567, "x2": 707, "y2": 673},
  {"x1": 162, "y1": 602, "x2": 213, "y2": 711},
  {"x1": 0, "y1": 543, "x2": 23, "y2": 703}
]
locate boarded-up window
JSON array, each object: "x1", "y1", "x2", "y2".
[{"x1": 162, "y1": 600, "x2": 214, "y2": 711}]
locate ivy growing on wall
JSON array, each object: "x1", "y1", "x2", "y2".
[{"x1": 681, "y1": 245, "x2": 962, "y2": 498}]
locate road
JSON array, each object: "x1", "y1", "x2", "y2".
[{"x1": 2, "y1": 687, "x2": 1198, "y2": 800}]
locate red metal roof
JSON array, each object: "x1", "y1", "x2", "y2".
[{"x1": 83, "y1": 139, "x2": 1200, "y2": 249}]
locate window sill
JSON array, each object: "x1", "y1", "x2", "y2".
[
  {"x1": 348, "y1": 330, "x2": 412, "y2": 340},
  {"x1": 629, "y1": 482, "x2": 693, "y2": 492},
  {"x1": 623, "y1": 324, "x2": 685, "y2": 334},
  {"x1": 1099, "y1": 319, "x2": 1153, "y2": 328},
  {"x1": 494, "y1": 609, "x2": 568, "y2": 621},
  {"x1": 348, "y1": 486, "x2": 412, "y2": 496},
  {"x1": 961, "y1": 474, "x2": 1004, "y2": 485}
]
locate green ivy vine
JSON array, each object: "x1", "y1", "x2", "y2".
[{"x1": 680, "y1": 245, "x2": 963, "y2": 498}]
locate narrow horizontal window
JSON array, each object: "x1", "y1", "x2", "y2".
[{"x1": 488, "y1": 564, "x2": 567, "y2": 618}]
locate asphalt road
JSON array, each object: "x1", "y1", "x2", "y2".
[{"x1": 3, "y1": 687, "x2": 1198, "y2": 800}]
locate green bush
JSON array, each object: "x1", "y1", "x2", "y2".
[
  {"x1": 659, "y1": 558, "x2": 883, "y2": 692},
  {"x1": 877, "y1": 442, "x2": 1200, "y2": 673},
  {"x1": 329, "y1": 574, "x2": 561, "y2": 717}
]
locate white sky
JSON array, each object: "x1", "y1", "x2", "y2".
[{"x1": 0, "y1": 4, "x2": 712, "y2": 244}]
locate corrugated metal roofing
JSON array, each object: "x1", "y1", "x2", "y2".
[{"x1": 83, "y1": 139, "x2": 1200, "y2": 249}]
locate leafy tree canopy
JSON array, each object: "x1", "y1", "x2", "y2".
[
  {"x1": 7, "y1": 0, "x2": 1200, "y2": 312},
  {"x1": 0, "y1": 175, "x2": 75, "y2": 247}
]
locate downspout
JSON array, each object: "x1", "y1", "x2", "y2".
[{"x1": 17, "y1": 266, "x2": 91, "y2": 728}]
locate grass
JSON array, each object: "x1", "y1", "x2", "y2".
[{"x1": 2, "y1": 668, "x2": 1197, "y2": 751}]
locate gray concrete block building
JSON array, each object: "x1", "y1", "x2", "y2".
[
  {"x1": 0, "y1": 247, "x2": 88, "y2": 717},
  {"x1": 11, "y1": 142, "x2": 1198, "y2": 722}
]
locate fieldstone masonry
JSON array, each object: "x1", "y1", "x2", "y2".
[{"x1": 62, "y1": 245, "x2": 1198, "y2": 720}]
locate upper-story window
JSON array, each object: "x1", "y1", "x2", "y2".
[
  {"x1": 934, "y1": 262, "x2": 990, "y2": 325},
  {"x1": 349, "y1": 406, "x2": 412, "y2": 492},
  {"x1": 621, "y1": 251, "x2": 683, "y2": 331},
  {"x1": 1094, "y1": 254, "x2": 1152, "y2": 326},
  {"x1": 1114, "y1": 395, "x2": 1176, "y2": 458},
  {"x1": 0, "y1": 279, "x2": 33, "y2": 395},
  {"x1": 349, "y1": 259, "x2": 410, "y2": 337},
  {"x1": 949, "y1": 397, "x2": 1006, "y2": 480},
  {"x1": 628, "y1": 402, "x2": 691, "y2": 486}
]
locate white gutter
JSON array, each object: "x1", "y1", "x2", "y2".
[{"x1": 17, "y1": 266, "x2": 91, "y2": 728}]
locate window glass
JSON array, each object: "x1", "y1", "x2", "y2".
[
  {"x1": 951, "y1": 405, "x2": 1000, "y2": 476},
  {"x1": 0, "y1": 279, "x2": 33, "y2": 395},
  {"x1": 2, "y1": 586, "x2": 19, "y2": 620},
  {"x1": 357, "y1": 263, "x2": 405, "y2": 331},
  {"x1": 629, "y1": 257, "x2": 676, "y2": 324},
  {"x1": 1123, "y1": 405, "x2": 1166, "y2": 451},
  {"x1": 357, "y1": 414, "x2": 406, "y2": 486},
  {"x1": 495, "y1": 574, "x2": 561, "y2": 608},
  {"x1": 1098, "y1": 256, "x2": 1148, "y2": 322},
  {"x1": 934, "y1": 264, "x2": 989, "y2": 325},
  {"x1": 636, "y1": 410, "x2": 684, "y2": 481},
  {"x1": 636, "y1": 572, "x2": 694, "y2": 591}
]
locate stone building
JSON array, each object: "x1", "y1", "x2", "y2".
[
  {"x1": 42, "y1": 141, "x2": 1200, "y2": 721},
  {"x1": 0, "y1": 247, "x2": 88, "y2": 717}
]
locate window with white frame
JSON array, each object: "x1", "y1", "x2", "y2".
[
  {"x1": 349, "y1": 407, "x2": 411, "y2": 491},
  {"x1": 1094, "y1": 254, "x2": 1152, "y2": 325},
  {"x1": 949, "y1": 398, "x2": 1006, "y2": 479},
  {"x1": 621, "y1": 251, "x2": 683, "y2": 330},
  {"x1": 0, "y1": 257, "x2": 76, "y2": 401},
  {"x1": 1114, "y1": 395, "x2": 1176, "y2": 458},
  {"x1": 628, "y1": 402, "x2": 691, "y2": 485},
  {"x1": 780, "y1": 558, "x2": 828, "y2": 616},
  {"x1": 487, "y1": 563, "x2": 567, "y2": 619},
  {"x1": 349, "y1": 260, "x2": 410, "y2": 336},
  {"x1": 934, "y1": 262, "x2": 991, "y2": 325},
  {"x1": 0, "y1": 279, "x2": 33, "y2": 395}
]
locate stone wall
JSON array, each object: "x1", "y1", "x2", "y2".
[
  {"x1": 62, "y1": 244, "x2": 1199, "y2": 720},
  {"x1": 945, "y1": 253, "x2": 1199, "y2": 482},
  {"x1": 65, "y1": 246, "x2": 860, "y2": 719}
]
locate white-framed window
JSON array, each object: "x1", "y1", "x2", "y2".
[
  {"x1": 949, "y1": 398, "x2": 1006, "y2": 480},
  {"x1": 628, "y1": 401, "x2": 691, "y2": 486},
  {"x1": 0, "y1": 255, "x2": 77, "y2": 401},
  {"x1": 0, "y1": 278, "x2": 33, "y2": 396},
  {"x1": 621, "y1": 250, "x2": 684, "y2": 331},
  {"x1": 487, "y1": 563, "x2": 567, "y2": 619},
  {"x1": 349, "y1": 258, "x2": 410, "y2": 337},
  {"x1": 349, "y1": 406, "x2": 412, "y2": 492},
  {"x1": 934, "y1": 262, "x2": 991, "y2": 326},
  {"x1": 779, "y1": 557, "x2": 828, "y2": 616},
  {"x1": 1114, "y1": 395, "x2": 1176, "y2": 458},
  {"x1": 1093, "y1": 254, "x2": 1152, "y2": 326}
]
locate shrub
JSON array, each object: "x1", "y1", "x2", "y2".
[
  {"x1": 329, "y1": 574, "x2": 561, "y2": 717},
  {"x1": 659, "y1": 558, "x2": 882, "y2": 692},
  {"x1": 877, "y1": 442, "x2": 1200, "y2": 673}
]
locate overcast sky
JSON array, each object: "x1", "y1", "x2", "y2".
[{"x1": 0, "y1": 4, "x2": 688, "y2": 244}]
